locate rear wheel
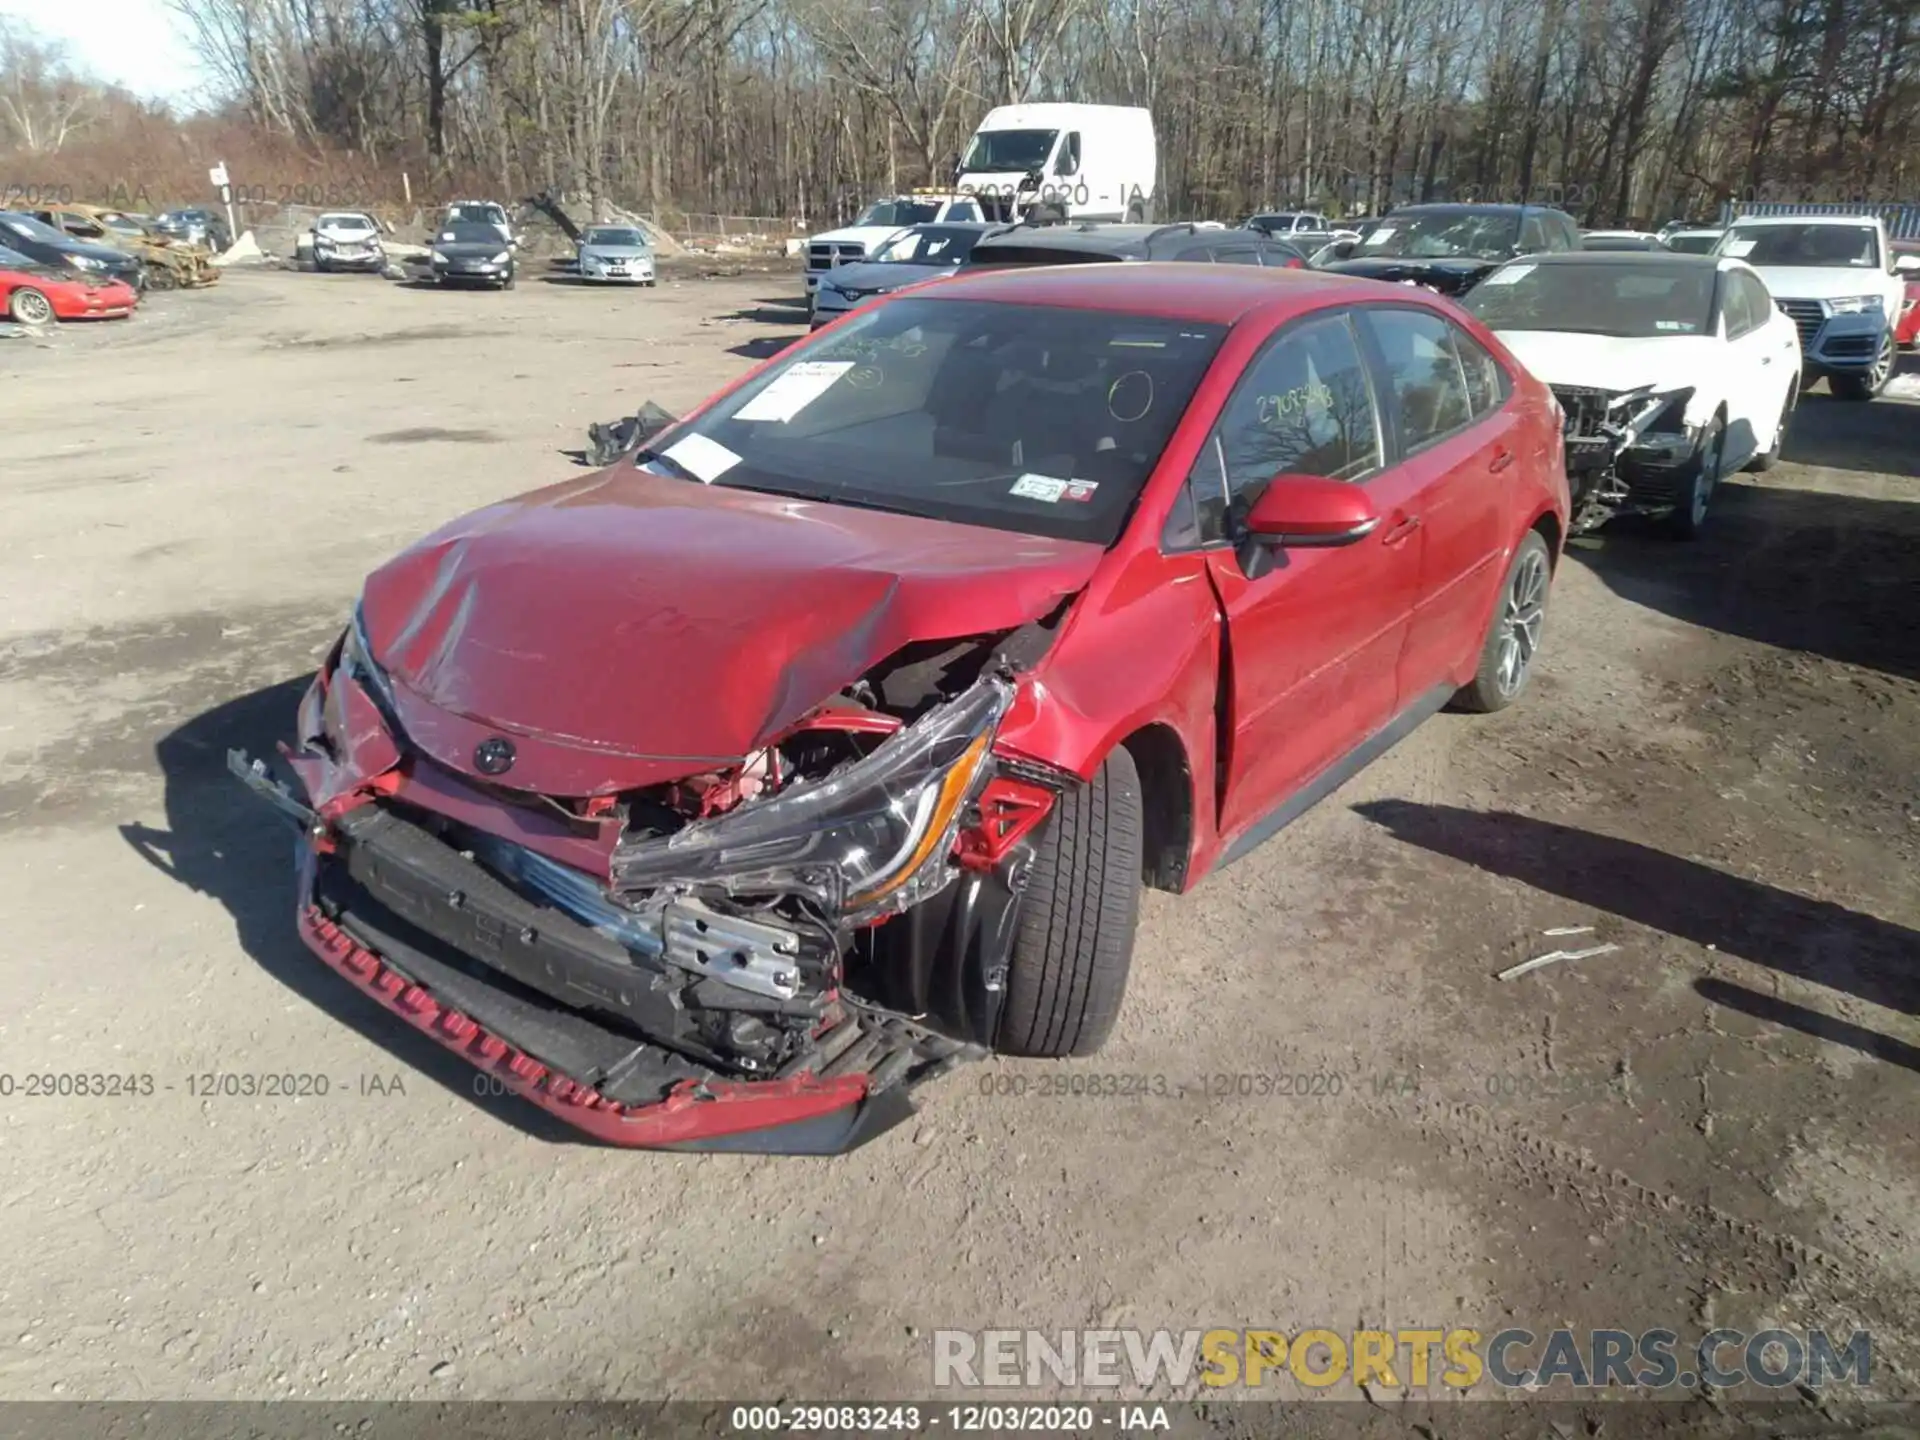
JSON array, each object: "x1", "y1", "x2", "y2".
[
  {"x1": 146, "y1": 265, "x2": 177, "y2": 292},
  {"x1": 996, "y1": 747, "x2": 1143, "y2": 1059},
  {"x1": 1667, "y1": 414, "x2": 1725, "y2": 539},
  {"x1": 1829, "y1": 331, "x2": 1895, "y2": 400},
  {"x1": 9, "y1": 286, "x2": 54, "y2": 325},
  {"x1": 1453, "y1": 531, "x2": 1552, "y2": 714}
]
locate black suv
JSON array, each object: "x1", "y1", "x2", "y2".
[
  {"x1": 0, "y1": 211, "x2": 147, "y2": 291},
  {"x1": 962, "y1": 221, "x2": 1309, "y2": 270},
  {"x1": 1323, "y1": 203, "x2": 1581, "y2": 295}
]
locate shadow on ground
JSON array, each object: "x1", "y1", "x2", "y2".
[
  {"x1": 1695, "y1": 977, "x2": 1920, "y2": 1074},
  {"x1": 120, "y1": 677, "x2": 587, "y2": 1145},
  {"x1": 1353, "y1": 801, "x2": 1920, "y2": 1020},
  {"x1": 729, "y1": 337, "x2": 799, "y2": 360},
  {"x1": 1571, "y1": 476, "x2": 1920, "y2": 682}
]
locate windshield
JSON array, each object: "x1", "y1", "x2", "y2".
[
  {"x1": 449, "y1": 205, "x2": 505, "y2": 226},
  {"x1": 960, "y1": 129, "x2": 1057, "y2": 173},
  {"x1": 1721, "y1": 223, "x2": 1880, "y2": 268},
  {"x1": 440, "y1": 223, "x2": 504, "y2": 246},
  {"x1": 1464, "y1": 260, "x2": 1717, "y2": 338},
  {"x1": 870, "y1": 226, "x2": 982, "y2": 265},
  {"x1": 637, "y1": 296, "x2": 1227, "y2": 545},
  {"x1": 95, "y1": 212, "x2": 144, "y2": 234},
  {"x1": 584, "y1": 228, "x2": 646, "y2": 247},
  {"x1": 0, "y1": 212, "x2": 71, "y2": 245},
  {"x1": 1358, "y1": 211, "x2": 1521, "y2": 261},
  {"x1": 318, "y1": 214, "x2": 374, "y2": 232},
  {"x1": 1664, "y1": 232, "x2": 1720, "y2": 254},
  {"x1": 856, "y1": 200, "x2": 943, "y2": 227},
  {"x1": 0, "y1": 243, "x2": 37, "y2": 267}
]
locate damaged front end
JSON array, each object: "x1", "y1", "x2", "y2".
[
  {"x1": 230, "y1": 612, "x2": 1065, "y2": 1154},
  {"x1": 1553, "y1": 383, "x2": 1703, "y2": 534}
]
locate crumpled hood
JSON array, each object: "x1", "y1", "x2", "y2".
[
  {"x1": 1495, "y1": 331, "x2": 1715, "y2": 396},
  {"x1": 358, "y1": 467, "x2": 1105, "y2": 795},
  {"x1": 1328, "y1": 256, "x2": 1502, "y2": 295}
]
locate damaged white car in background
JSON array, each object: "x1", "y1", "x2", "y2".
[{"x1": 1462, "y1": 250, "x2": 1801, "y2": 538}]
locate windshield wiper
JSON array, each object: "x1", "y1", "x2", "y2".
[{"x1": 634, "y1": 448, "x2": 701, "y2": 483}]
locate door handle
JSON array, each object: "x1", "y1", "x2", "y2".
[
  {"x1": 1381, "y1": 514, "x2": 1422, "y2": 547},
  {"x1": 1761, "y1": 355, "x2": 1772, "y2": 365},
  {"x1": 1489, "y1": 447, "x2": 1515, "y2": 473}
]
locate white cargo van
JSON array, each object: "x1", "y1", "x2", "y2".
[{"x1": 953, "y1": 104, "x2": 1157, "y2": 225}]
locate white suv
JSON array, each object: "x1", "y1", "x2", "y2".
[{"x1": 1717, "y1": 214, "x2": 1904, "y2": 400}]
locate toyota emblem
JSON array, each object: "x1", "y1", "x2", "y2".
[{"x1": 473, "y1": 737, "x2": 516, "y2": 775}]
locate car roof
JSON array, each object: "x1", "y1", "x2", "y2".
[
  {"x1": 1522, "y1": 250, "x2": 1718, "y2": 267},
  {"x1": 1726, "y1": 213, "x2": 1881, "y2": 227},
  {"x1": 910, "y1": 260, "x2": 1389, "y2": 325},
  {"x1": 1384, "y1": 202, "x2": 1570, "y2": 216}
]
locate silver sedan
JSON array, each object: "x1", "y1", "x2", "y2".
[{"x1": 576, "y1": 226, "x2": 657, "y2": 286}]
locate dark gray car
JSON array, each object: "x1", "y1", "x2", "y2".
[
  {"x1": 429, "y1": 221, "x2": 517, "y2": 289},
  {"x1": 961, "y1": 221, "x2": 1309, "y2": 271},
  {"x1": 810, "y1": 222, "x2": 993, "y2": 328}
]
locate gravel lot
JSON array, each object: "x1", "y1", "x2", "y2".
[{"x1": 1, "y1": 266, "x2": 1916, "y2": 1420}]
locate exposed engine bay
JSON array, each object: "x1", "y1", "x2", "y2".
[{"x1": 1553, "y1": 382, "x2": 1704, "y2": 534}]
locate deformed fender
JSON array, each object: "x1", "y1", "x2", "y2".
[{"x1": 997, "y1": 548, "x2": 1224, "y2": 884}]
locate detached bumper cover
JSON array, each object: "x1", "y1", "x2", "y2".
[{"x1": 230, "y1": 749, "x2": 948, "y2": 1153}]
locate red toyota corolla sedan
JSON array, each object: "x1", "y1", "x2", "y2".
[
  {"x1": 0, "y1": 244, "x2": 137, "y2": 322},
  {"x1": 234, "y1": 263, "x2": 1569, "y2": 1153}
]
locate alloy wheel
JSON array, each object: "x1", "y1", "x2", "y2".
[
  {"x1": 12, "y1": 287, "x2": 53, "y2": 325},
  {"x1": 1869, "y1": 331, "x2": 1895, "y2": 392},
  {"x1": 1494, "y1": 548, "x2": 1549, "y2": 698}
]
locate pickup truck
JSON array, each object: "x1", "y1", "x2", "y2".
[
  {"x1": 1717, "y1": 212, "x2": 1912, "y2": 400},
  {"x1": 803, "y1": 193, "x2": 986, "y2": 313}
]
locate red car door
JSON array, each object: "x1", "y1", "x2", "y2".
[
  {"x1": 1178, "y1": 310, "x2": 1427, "y2": 849},
  {"x1": 1356, "y1": 305, "x2": 1518, "y2": 693}
]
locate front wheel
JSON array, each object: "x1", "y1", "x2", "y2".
[
  {"x1": 1829, "y1": 332, "x2": 1895, "y2": 400},
  {"x1": 1667, "y1": 414, "x2": 1725, "y2": 539},
  {"x1": 1453, "y1": 531, "x2": 1552, "y2": 714},
  {"x1": 9, "y1": 285, "x2": 54, "y2": 325},
  {"x1": 1746, "y1": 382, "x2": 1795, "y2": 473},
  {"x1": 996, "y1": 747, "x2": 1143, "y2": 1059}
]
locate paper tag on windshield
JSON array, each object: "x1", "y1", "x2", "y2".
[
  {"x1": 1722, "y1": 238, "x2": 1756, "y2": 257},
  {"x1": 661, "y1": 433, "x2": 740, "y2": 483},
  {"x1": 734, "y1": 361, "x2": 854, "y2": 423},
  {"x1": 1363, "y1": 226, "x2": 1396, "y2": 244},
  {"x1": 1481, "y1": 263, "x2": 1535, "y2": 286},
  {"x1": 1063, "y1": 480, "x2": 1099, "y2": 502},
  {"x1": 1010, "y1": 474, "x2": 1068, "y2": 502}
]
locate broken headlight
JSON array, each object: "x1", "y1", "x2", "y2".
[{"x1": 610, "y1": 676, "x2": 1013, "y2": 924}]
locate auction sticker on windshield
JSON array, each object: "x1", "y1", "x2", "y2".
[
  {"x1": 1010, "y1": 474, "x2": 1068, "y2": 502},
  {"x1": 735, "y1": 361, "x2": 855, "y2": 423},
  {"x1": 661, "y1": 432, "x2": 741, "y2": 482},
  {"x1": 1481, "y1": 264, "x2": 1535, "y2": 286}
]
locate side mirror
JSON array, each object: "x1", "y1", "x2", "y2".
[
  {"x1": 1245, "y1": 476, "x2": 1379, "y2": 546},
  {"x1": 1895, "y1": 254, "x2": 1920, "y2": 275}
]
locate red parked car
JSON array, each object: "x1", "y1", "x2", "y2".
[
  {"x1": 1894, "y1": 240, "x2": 1920, "y2": 349},
  {"x1": 233, "y1": 264, "x2": 1569, "y2": 1153},
  {"x1": 0, "y1": 243, "x2": 137, "y2": 323}
]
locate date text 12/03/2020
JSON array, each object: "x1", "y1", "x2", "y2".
[{"x1": 727, "y1": 1404, "x2": 1174, "y2": 1433}]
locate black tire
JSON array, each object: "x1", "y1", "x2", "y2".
[
  {"x1": 145, "y1": 265, "x2": 177, "y2": 292},
  {"x1": 503, "y1": 268, "x2": 516, "y2": 291},
  {"x1": 1667, "y1": 414, "x2": 1725, "y2": 539},
  {"x1": 1746, "y1": 381, "x2": 1795, "y2": 473},
  {"x1": 313, "y1": 255, "x2": 328, "y2": 273},
  {"x1": 9, "y1": 285, "x2": 54, "y2": 325},
  {"x1": 1453, "y1": 530, "x2": 1552, "y2": 714},
  {"x1": 1829, "y1": 331, "x2": 1895, "y2": 400},
  {"x1": 996, "y1": 747, "x2": 1144, "y2": 1059}
]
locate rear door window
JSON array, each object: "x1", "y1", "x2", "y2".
[{"x1": 1360, "y1": 307, "x2": 1479, "y2": 452}]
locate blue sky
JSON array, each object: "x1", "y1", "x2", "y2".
[{"x1": 1, "y1": 0, "x2": 209, "y2": 104}]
